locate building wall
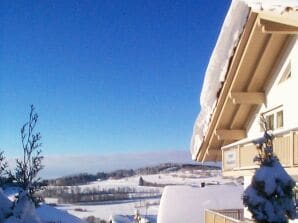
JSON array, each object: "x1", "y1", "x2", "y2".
[
  {"x1": 246, "y1": 36, "x2": 298, "y2": 139},
  {"x1": 243, "y1": 176, "x2": 252, "y2": 220}
]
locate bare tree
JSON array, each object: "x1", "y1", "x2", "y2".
[{"x1": 8, "y1": 105, "x2": 44, "y2": 202}]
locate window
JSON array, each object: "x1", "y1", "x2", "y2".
[
  {"x1": 261, "y1": 106, "x2": 284, "y2": 131},
  {"x1": 266, "y1": 114, "x2": 274, "y2": 130},
  {"x1": 276, "y1": 110, "x2": 283, "y2": 128}
]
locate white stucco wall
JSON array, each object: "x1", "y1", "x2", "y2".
[
  {"x1": 243, "y1": 176, "x2": 253, "y2": 220},
  {"x1": 246, "y1": 36, "x2": 298, "y2": 138}
]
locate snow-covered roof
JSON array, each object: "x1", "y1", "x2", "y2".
[
  {"x1": 190, "y1": 0, "x2": 298, "y2": 160},
  {"x1": 157, "y1": 184, "x2": 243, "y2": 223}
]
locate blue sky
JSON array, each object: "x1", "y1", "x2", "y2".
[{"x1": 0, "y1": 1, "x2": 230, "y2": 169}]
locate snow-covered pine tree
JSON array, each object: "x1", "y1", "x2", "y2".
[
  {"x1": 0, "y1": 151, "x2": 8, "y2": 186},
  {"x1": 243, "y1": 118, "x2": 296, "y2": 222}
]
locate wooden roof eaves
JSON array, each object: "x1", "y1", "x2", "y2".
[{"x1": 195, "y1": 12, "x2": 258, "y2": 161}]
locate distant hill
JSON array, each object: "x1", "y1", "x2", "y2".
[
  {"x1": 46, "y1": 163, "x2": 220, "y2": 186},
  {"x1": 135, "y1": 163, "x2": 220, "y2": 175}
]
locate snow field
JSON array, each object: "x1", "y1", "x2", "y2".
[{"x1": 44, "y1": 169, "x2": 239, "y2": 222}]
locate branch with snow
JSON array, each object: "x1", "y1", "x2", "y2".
[{"x1": 243, "y1": 131, "x2": 296, "y2": 222}]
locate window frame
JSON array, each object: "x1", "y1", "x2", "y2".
[{"x1": 261, "y1": 106, "x2": 284, "y2": 131}]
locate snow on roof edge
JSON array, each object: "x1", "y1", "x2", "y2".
[
  {"x1": 190, "y1": 0, "x2": 250, "y2": 160},
  {"x1": 190, "y1": 0, "x2": 298, "y2": 160}
]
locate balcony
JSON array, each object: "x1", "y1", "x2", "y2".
[
  {"x1": 205, "y1": 209, "x2": 244, "y2": 223},
  {"x1": 222, "y1": 128, "x2": 298, "y2": 176}
]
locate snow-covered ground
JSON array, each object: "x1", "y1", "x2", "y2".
[
  {"x1": 43, "y1": 169, "x2": 241, "y2": 222},
  {"x1": 0, "y1": 188, "x2": 86, "y2": 223},
  {"x1": 37, "y1": 204, "x2": 86, "y2": 223},
  {"x1": 57, "y1": 197, "x2": 160, "y2": 221}
]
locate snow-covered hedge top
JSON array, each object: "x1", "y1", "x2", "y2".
[
  {"x1": 190, "y1": 0, "x2": 298, "y2": 160},
  {"x1": 0, "y1": 188, "x2": 13, "y2": 222},
  {"x1": 157, "y1": 184, "x2": 243, "y2": 223}
]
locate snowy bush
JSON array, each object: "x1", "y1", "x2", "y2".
[
  {"x1": 243, "y1": 129, "x2": 296, "y2": 222},
  {"x1": 0, "y1": 188, "x2": 43, "y2": 223},
  {"x1": 0, "y1": 188, "x2": 13, "y2": 223},
  {"x1": 5, "y1": 190, "x2": 42, "y2": 223}
]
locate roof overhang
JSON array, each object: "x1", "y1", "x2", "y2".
[{"x1": 195, "y1": 10, "x2": 298, "y2": 162}]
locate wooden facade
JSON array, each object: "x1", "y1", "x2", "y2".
[{"x1": 222, "y1": 128, "x2": 298, "y2": 176}]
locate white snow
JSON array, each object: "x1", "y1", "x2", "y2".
[
  {"x1": 245, "y1": 0, "x2": 298, "y2": 13},
  {"x1": 190, "y1": 0, "x2": 298, "y2": 159},
  {"x1": 109, "y1": 215, "x2": 132, "y2": 223},
  {"x1": 36, "y1": 204, "x2": 86, "y2": 223},
  {"x1": 49, "y1": 171, "x2": 224, "y2": 220},
  {"x1": 157, "y1": 184, "x2": 243, "y2": 223},
  {"x1": 42, "y1": 169, "x2": 240, "y2": 222},
  {"x1": 0, "y1": 188, "x2": 12, "y2": 222},
  {"x1": 254, "y1": 159, "x2": 293, "y2": 195},
  {"x1": 0, "y1": 187, "x2": 86, "y2": 223},
  {"x1": 243, "y1": 158, "x2": 296, "y2": 222},
  {"x1": 5, "y1": 191, "x2": 42, "y2": 223},
  {"x1": 190, "y1": 0, "x2": 250, "y2": 159},
  {"x1": 56, "y1": 197, "x2": 160, "y2": 221}
]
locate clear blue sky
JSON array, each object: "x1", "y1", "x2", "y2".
[{"x1": 0, "y1": 1, "x2": 230, "y2": 158}]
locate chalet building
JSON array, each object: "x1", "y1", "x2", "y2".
[{"x1": 190, "y1": 0, "x2": 298, "y2": 222}]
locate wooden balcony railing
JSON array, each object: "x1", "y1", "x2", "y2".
[
  {"x1": 222, "y1": 128, "x2": 298, "y2": 174},
  {"x1": 205, "y1": 209, "x2": 244, "y2": 223}
]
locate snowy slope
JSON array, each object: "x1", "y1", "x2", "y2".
[
  {"x1": 44, "y1": 169, "x2": 239, "y2": 221},
  {"x1": 0, "y1": 187, "x2": 86, "y2": 223},
  {"x1": 157, "y1": 184, "x2": 243, "y2": 223},
  {"x1": 37, "y1": 204, "x2": 86, "y2": 223}
]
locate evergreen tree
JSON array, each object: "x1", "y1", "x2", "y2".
[
  {"x1": 0, "y1": 151, "x2": 8, "y2": 186},
  {"x1": 138, "y1": 176, "x2": 144, "y2": 186},
  {"x1": 243, "y1": 121, "x2": 296, "y2": 222}
]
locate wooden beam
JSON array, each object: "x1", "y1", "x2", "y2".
[
  {"x1": 215, "y1": 129, "x2": 246, "y2": 141},
  {"x1": 202, "y1": 149, "x2": 222, "y2": 162},
  {"x1": 258, "y1": 11, "x2": 298, "y2": 28},
  {"x1": 206, "y1": 149, "x2": 220, "y2": 157},
  {"x1": 258, "y1": 19, "x2": 298, "y2": 34},
  {"x1": 229, "y1": 92, "x2": 265, "y2": 105}
]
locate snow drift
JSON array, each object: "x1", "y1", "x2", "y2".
[{"x1": 157, "y1": 184, "x2": 243, "y2": 223}]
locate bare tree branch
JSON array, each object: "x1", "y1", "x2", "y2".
[{"x1": 11, "y1": 105, "x2": 44, "y2": 205}]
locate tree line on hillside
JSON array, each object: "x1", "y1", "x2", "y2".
[
  {"x1": 46, "y1": 163, "x2": 220, "y2": 186},
  {"x1": 41, "y1": 186, "x2": 161, "y2": 204},
  {"x1": 46, "y1": 169, "x2": 135, "y2": 186}
]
